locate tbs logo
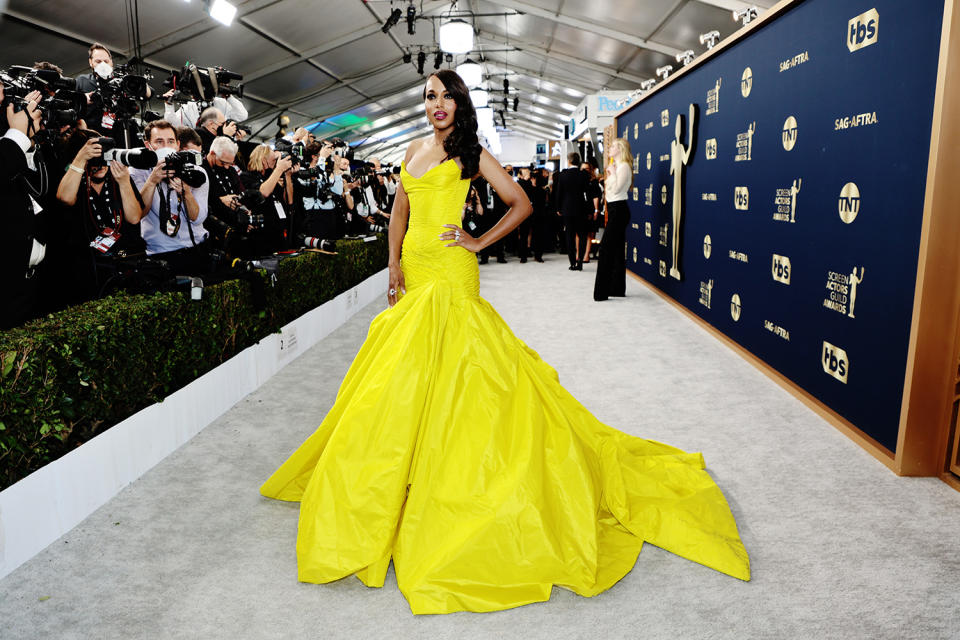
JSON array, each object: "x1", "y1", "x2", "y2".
[
  {"x1": 771, "y1": 254, "x2": 791, "y2": 284},
  {"x1": 847, "y1": 8, "x2": 878, "y2": 52},
  {"x1": 822, "y1": 341, "x2": 849, "y2": 384}
]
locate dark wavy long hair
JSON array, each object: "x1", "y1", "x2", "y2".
[{"x1": 424, "y1": 69, "x2": 482, "y2": 180}]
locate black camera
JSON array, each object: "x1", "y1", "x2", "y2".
[
  {"x1": 294, "y1": 164, "x2": 323, "y2": 180},
  {"x1": 0, "y1": 66, "x2": 83, "y2": 132},
  {"x1": 163, "y1": 63, "x2": 243, "y2": 103},
  {"x1": 88, "y1": 63, "x2": 150, "y2": 120},
  {"x1": 235, "y1": 189, "x2": 266, "y2": 229},
  {"x1": 161, "y1": 150, "x2": 207, "y2": 188},
  {"x1": 275, "y1": 138, "x2": 304, "y2": 164},
  {"x1": 87, "y1": 136, "x2": 158, "y2": 169}
]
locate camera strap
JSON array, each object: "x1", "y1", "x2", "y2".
[{"x1": 158, "y1": 182, "x2": 184, "y2": 238}]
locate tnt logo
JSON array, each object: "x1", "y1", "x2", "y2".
[
  {"x1": 782, "y1": 116, "x2": 798, "y2": 151},
  {"x1": 771, "y1": 254, "x2": 791, "y2": 284},
  {"x1": 822, "y1": 341, "x2": 849, "y2": 383},
  {"x1": 734, "y1": 186, "x2": 749, "y2": 211},
  {"x1": 847, "y1": 8, "x2": 879, "y2": 52},
  {"x1": 838, "y1": 182, "x2": 861, "y2": 224}
]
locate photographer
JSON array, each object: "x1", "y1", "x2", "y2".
[
  {"x1": 75, "y1": 43, "x2": 151, "y2": 138},
  {"x1": 176, "y1": 128, "x2": 211, "y2": 246},
  {"x1": 293, "y1": 139, "x2": 342, "y2": 246},
  {"x1": 54, "y1": 131, "x2": 146, "y2": 303},
  {"x1": 344, "y1": 160, "x2": 391, "y2": 236},
  {"x1": 0, "y1": 86, "x2": 46, "y2": 329},
  {"x1": 131, "y1": 120, "x2": 210, "y2": 274},
  {"x1": 201, "y1": 135, "x2": 249, "y2": 256},
  {"x1": 194, "y1": 106, "x2": 239, "y2": 153},
  {"x1": 240, "y1": 143, "x2": 294, "y2": 256}
]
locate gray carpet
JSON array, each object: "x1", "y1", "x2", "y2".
[{"x1": 1, "y1": 254, "x2": 959, "y2": 640}]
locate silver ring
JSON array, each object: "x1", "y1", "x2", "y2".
[
  {"x1": 454, "y1": 230, "x2": 461, "y2": 240},
  {"x1": 389, "y1": 288, "x2": 397, "y2": 296}
]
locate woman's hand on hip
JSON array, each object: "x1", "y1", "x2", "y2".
[{"x1": 439, "y1": 224, "x2": 480, "y2": 253}]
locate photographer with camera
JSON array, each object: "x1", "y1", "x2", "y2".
[
  {"x1": 200, "y1": 135, "x2": 257, "y2": 258},
  {"x1": 75, "y1": 43, "x2": 151, "y2": 140},
  {"x1": 240, "y1": 143, "x2": 294, "y2": 256},
  {"x1": 292, "y1": 139, "x2": 342, "y2": 248},
  {"x1": 0, "y1": 85, "x2": 47, "y2": 328},
  {"x1": 130, "y1": 120, "x2": 210, "y2": 275},
  {"x1": 343, "y1": 159, "x2": 391, "y2": 236},
  {"x1": 53, "y1": 130, "x2": 147, "y2": 303}
]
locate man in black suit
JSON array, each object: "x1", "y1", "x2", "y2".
[
  {"x1": 554, "y1": 152, "x2": 590, "y2": 270},
  {"x1": 0, "y1": 88, "x2": 47, "y2": 329}
]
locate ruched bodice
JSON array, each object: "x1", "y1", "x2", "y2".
[{"x1": 400, "y1": 159, "x2": 478, "y2": 298}]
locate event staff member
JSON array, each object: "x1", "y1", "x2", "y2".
[
  {"x1": 131, "y1": 120, "x2": 210, "y2": 275},
  {"x1": 0, "y1": 88, "x2": 46, "y2": 329},
  {"x1": 594, "y1": 139, "x2": 632, "y2": 301},
  {"x1": 554, "y1": 152, "x2": 591, "y2": 270}
]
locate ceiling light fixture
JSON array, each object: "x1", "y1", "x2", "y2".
[
  {"x1": 406, "y1": 3, "x2": 417, "y2": 35},
  {"x1": 439, "y1": 19, "x2": 473, "y2": 54},
  {"x1": 456, "y1": 59, "x2": 482, "y2": 87},
  {"x1": 206, "y1": 0, "x2": 237, "y2": 26},
  {"x1": 434, "y1": 50, "x2": 444, "y2": 70},
  {"x1": 382, "y1": 7, "x2": 403, "y2": 33},
  {"x1": 416, "y1": 51, "x2": 426, "y2": 75},
  {"x1": 469, "y1": 88, "x2": 489, "y2": 108}
]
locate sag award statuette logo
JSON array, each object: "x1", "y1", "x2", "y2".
[
  {"x1": 707, "y1": 78, "x2": 721, "y2": 115},
  {"x1": 634, "y1": 122, "x2": 639, "y2": 139},
  {"x1": 703, "y1": 234, "x2": 712, "y2": 259},
  {"x1": 848, "y1": 8, "x2": 879, "y2": 52},
  {"x1": 838, "y1": 182, "x2": 861, "y2": 223},
  {"x1": 741, "y1": 67, "x2": 752, "y2": 97},
  {"x1": 782, "y1": 116, "x2": 798, "y2": 151},
  {"x1": 659, "y1": 260, "x2": 667, "y2": 277},
  {"x1": 661, "y1": 185, "x2": 668, "y2": 204},
  {"x1": 645, "y1": 151, "x2": 652, "y2": 170},
  {"x1": 699, "y1": 279, "x2": 714, "y2": 309},
  {"x1": 773, "y1": 178, "x2": 801, "y2": 222},
  {"x1": 823, "y1": 267, "x2": 864, "y2": 317},
  {"x1": 730, "y1": 293, "x2": 742, "y2": 322},
  {"x1": 644, "y1": 221, "x2": 652, "y2": 237},
  {"x1": 644, "y1": 184, "x2": 653, "y2": 206},
  {"x1": 735, "y1": 122, "x2": 755, "y2": 162},
  {"x1": 822, "y1": 341, "x2": 849, "y2": 384},
  {"x1": 632, "y1": 246, "x2": 638, "y2": 263},
  {"x1": 668, "y1": 103, "x2": 696, "y2": 280},
  {"x1": 633, "y1": 186, "x2": 639, "y2": 201}
]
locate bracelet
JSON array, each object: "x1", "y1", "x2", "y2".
[{"x1": 67, "y1": 164, "x2": 84, "y2": 175}]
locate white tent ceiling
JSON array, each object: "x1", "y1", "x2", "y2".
[{"x1": 0, "y1": 0, "x2": 775, "y2": 164}]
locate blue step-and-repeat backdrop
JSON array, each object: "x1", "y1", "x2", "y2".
[{"x1": 616, "y1": 0, "x2": 946, "y2": 453}]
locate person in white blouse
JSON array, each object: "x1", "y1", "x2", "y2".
[{"x1": 593, "y1": 137, "x2": 632, "y2": 301}]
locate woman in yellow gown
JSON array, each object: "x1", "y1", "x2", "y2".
[{"x1": 260, "y1": 70, "x2": 750, "y2": 615}]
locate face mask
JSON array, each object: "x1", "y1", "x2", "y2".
[{"x1": 94, "y1": 61, "x2": 113, "y2": 79}]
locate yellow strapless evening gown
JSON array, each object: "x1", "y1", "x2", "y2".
[{"x1": 260, "y1": 158, "x2": 750, "y2": 614}]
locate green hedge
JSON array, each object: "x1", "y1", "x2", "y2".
[{"x1": 0, "y1": 235, "x2": 387, "y2": 491}]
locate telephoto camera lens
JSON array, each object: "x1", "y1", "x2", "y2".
[{"x1": 103, "y1": 147, "x2": 158, "y2": 169}]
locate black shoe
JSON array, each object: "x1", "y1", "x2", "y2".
[
  {"x1": 569, "y1": 265, "x2": 577, "y2": 271},
  {"x1": 574, "y1": 262, "x2": 583, "y2": 270},
  {"x1": 497, "y1": 257, "x2": 507, "y2": 263},
  {"x1": 520, "y1": 257, "x2": 527, "y2": 263},
  {"x1": 479, "y1": 257, "x2": 488, "y2": 264},
  {"x1": 535, "y1": 256, "x2": 544, "y2": 263}
]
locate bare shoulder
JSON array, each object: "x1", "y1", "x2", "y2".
[{"x1": 403, "y1": 138, "x2": 425, "y2": 165}]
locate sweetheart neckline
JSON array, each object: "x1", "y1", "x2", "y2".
[{"x1": 401, "y1": 158, "x2": 456, "y2": 180}]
